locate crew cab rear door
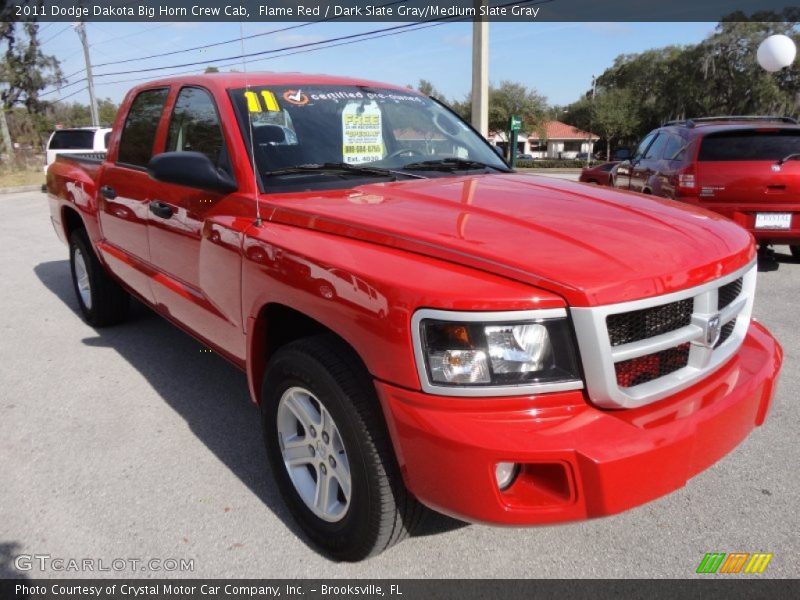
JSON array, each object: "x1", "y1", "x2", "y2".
[
  {"x1": 694, "y1": 128, "x2": 800, "y2": 206},
  {"x1": 97, "y1": 87, "x2": 170, "y2": 303}
]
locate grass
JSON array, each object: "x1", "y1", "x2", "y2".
[{"x1": 0, "y1": 168, "x2": 44, "y2": 189}]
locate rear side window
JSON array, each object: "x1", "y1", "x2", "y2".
[
  {"x1": 103, "y1": 131, "x2": 111, "y2": 149},
  {"x1": 49, "y1": 130, "x2": 95, "y2": 150},
  {"x1": 166, "y1": 87, "x2": 229, "y2": 171},
  {"x1": 699, "y1": 130, "x2": 800, "y2": 161},
  {"x1": 118, "y1": 88, "x2": 169, "y2": 167},
  {"x1": 661, "y1": 134, "x2": 685, "y2": 160}
]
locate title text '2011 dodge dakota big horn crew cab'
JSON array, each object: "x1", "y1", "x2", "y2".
[{"x1": 47, "y1": 74, "x2": 782, "y2": 561}]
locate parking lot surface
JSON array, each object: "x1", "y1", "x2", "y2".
[{"x1": 1, "y1": 190, "x2": 797, "y2": 578}]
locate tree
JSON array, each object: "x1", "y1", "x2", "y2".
[
  {"x1": 591, "y1": 89, "x2": 641, "y2": 159},
  {"x1": 0, "y1": 15, "x2": 64, "y2": 161},
  {"x1": 588, "y1": 12, "x2": 799, "y2": 140},
  {"x1": 487, "y1": 80, "x2": 547, "y2": 135},
  {"x1": 204, "y1": 66, "x2": 220, "y2": 73},
  {"x1": 415, "y1": 79, "x2": 444, "y2": 99}
]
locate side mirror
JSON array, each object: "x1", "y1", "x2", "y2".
[{"x1": 147, "y1": 151, "x2": 237, "y2": 194}]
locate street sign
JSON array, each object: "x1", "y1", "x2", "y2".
[{"x1": 509, "y1": 115, "x2": 522, "y2": 131}]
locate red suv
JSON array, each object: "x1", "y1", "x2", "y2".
[{"x1": 614, "y1": 116, "x2": 800, "y2": 256}]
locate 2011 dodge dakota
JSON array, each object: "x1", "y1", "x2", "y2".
[{"x1": 46, "y1": 73, "x2": 782, "y2": 561}]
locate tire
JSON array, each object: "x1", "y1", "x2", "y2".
[
  {"x1": 261, "y1": 335, "x2": 423, "y2": 561},
  {"x1": 791, "y1": 245, "x2": 800, "y2": 260},
  {"x1": 69, "y1": 228, "x2": 130, "y2": 327}
]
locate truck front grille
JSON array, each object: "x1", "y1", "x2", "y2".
[
  {"x1": 718, "y1": 278, "x2": 743, "y2": 309},
  {"x1": 606, "y1": 299, "x2": 692, "y2": 346},
  {"x1": 615, "y1": 343, "x2": 691, "y2": 388},
  {"x1": 571, "y1": 262, "x2": 756, "y2": 409}
]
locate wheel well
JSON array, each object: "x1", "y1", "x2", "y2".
[
  {"x1": 249, "y1": 303, "x2": 370, "y2": 404},
  {"x1": 62, "y1": 206, "x2": 84, "y2": 238}
]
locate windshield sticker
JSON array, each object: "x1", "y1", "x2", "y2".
[
  {"x1": 261, "y1": 91, "x2": 280, "y2": 112},
  {"x1": 283, "y1": 89, "x2": 310, "y2": 106},
  {"x1": 244, "y1": 90, "x2": 281, "y2": 112},
  {"x1": 342, "y1": 101, "x2": 384, "y2": 164}
]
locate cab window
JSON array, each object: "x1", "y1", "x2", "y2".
[
  {"x1": 166, "y1": 87, "x2": 230, "y2": 174},
  {"x1": 117, "y1": 88, "x2": 169, "y2": 167}
]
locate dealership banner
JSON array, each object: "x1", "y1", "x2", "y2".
[
  {"x1": 1, "y1": 580, "x2": 799, "y2": 600},
  {"x1": 6, "y1": 0, "x2": 799, "y2": 22}
]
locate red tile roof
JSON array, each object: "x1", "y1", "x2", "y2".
[{"x1": 528, "y1": 121, "x2": 598, "y2": 140}]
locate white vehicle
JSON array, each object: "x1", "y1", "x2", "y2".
[{"x1": 44, "y1": 127, "x2": 112, "y2": 173}]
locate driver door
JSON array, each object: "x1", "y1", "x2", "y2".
[{"x1": 146, "y1": 86, "x2": 246, "y2": 361}]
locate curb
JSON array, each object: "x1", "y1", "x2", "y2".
[{"x1": 0, "y1": 184, "x2": 44, "y2": 195}]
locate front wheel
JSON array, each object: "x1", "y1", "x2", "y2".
[
  {"x1": 790, "y1": 245, "x2": 800, "y2": 260},
  {"x1": 261, "y1": 335, "x2": 423, "y2": 561},
  {"x1": 69, "y1": 229, "x2": 130, "y2": 326}
]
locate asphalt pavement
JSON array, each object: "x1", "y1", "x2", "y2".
[{"x1": 1, "y1": 190, "x2": 797, "y2": 578}]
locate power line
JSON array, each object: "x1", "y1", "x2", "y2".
[
  {"x1": 39, "y1": 24, "x2": 71, "y2": 45},
  {"x1": 51, "y1": 86, "x2": 89, "y2": 102},
  {"x1": 92, "y1": 21, "x2": 447, "y2": 89},
  {"x1": 93, "y1": 0, "x2": 408, "y2": 69},
  {"x1": 92, "y1": 22, "x2": 435, "y2": 78}
]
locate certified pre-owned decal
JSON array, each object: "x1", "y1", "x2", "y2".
[{"x1": 283, "y1": 89, "x2": 309, "y2": 106}]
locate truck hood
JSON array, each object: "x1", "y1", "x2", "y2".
[{"x1": 262, "y1": 174, "x2": 754, "y2": 306}]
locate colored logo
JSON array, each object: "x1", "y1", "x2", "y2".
[
  {"x1": 696, "y1": 552, "x2": 773, "y2": 574},
  {"x1": 283, "y1": 89, "x2": 309, "y2": 106}
]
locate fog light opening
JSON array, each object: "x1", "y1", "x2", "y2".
[{"x1": 495, "y1": 462, "x2": 519, "y2": 491}]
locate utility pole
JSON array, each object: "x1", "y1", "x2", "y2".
[
  {"x1": 471, "y1": 0, "x2": 489, "y2": 138},
  {"x1": 74, "y1": 22, "x2": 99, "y2": 127}
]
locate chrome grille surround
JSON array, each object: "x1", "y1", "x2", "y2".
[{"x1": 571, "y1": 260, "x2": 756, "y2": 409}]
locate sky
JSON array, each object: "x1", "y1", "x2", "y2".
[{"x1": 37, "y1": 20, "x2": 718, "y2": 109}]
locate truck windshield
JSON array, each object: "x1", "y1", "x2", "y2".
[{"x1": 229, "y1": 85, "x2": 507, "y2": 190}]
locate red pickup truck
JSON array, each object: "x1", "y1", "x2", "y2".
[{"x1": 47, "y1": 74, "x2": 782, "y2": 561}]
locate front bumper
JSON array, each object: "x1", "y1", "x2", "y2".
[{"x1": 375, "y1": 321, "x2": 782, "y2": 524}]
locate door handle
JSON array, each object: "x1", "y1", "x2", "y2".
[
  {"x1": 149, "y1": 200, "x2": 174, "y2": 219},
  {"x1": 100, "y1": 185, "x2": 117, "y2": 200}
]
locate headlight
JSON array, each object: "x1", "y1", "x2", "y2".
[{"x1": 412, "y1": 309, "x2": 583, "y2": 396}]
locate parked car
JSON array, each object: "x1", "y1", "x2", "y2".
[
  {"x1": 614, "y1": 116, "x2": 800, "y2": 255},
  {"x1": 575, "y1": 152, "x2": 592, "y2": 161},
  {"x1": 46, "y1": 75, "x2": 782, "y2": 561},
  {"x1": 516, "y1": 153, "x2": 534, "y2": 161},
  {"x1": 44, "y1": 126, "x2": 111, "y2": 174},
  {"x1": 579, "y1": 161, "x2": 618, "y2": 185}
]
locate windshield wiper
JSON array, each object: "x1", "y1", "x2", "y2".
[
  {"x1": 777, "y1": 153, "x2": 800, "y2": 165},
  {"x1": 265, "y1": 162, "x2": 426, "y2": 179},
  {"x1": 400, "y1": 158, "x2": 511, "y2": 173}
]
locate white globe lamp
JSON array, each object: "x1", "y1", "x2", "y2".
[{"x1": 757, "y1": 34, "x2": 797, "y2": 72}]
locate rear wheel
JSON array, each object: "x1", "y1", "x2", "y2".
[
  {"x1": 261, "y1": 335, "x2": 423, "y2": 561},
  {"x1": 69, "y1": 229, "x2": 130, "y2": 326}
]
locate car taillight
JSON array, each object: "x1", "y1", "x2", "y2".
[{"x1": 677, "y1": 173, "x2": 695, "y2": 189}]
